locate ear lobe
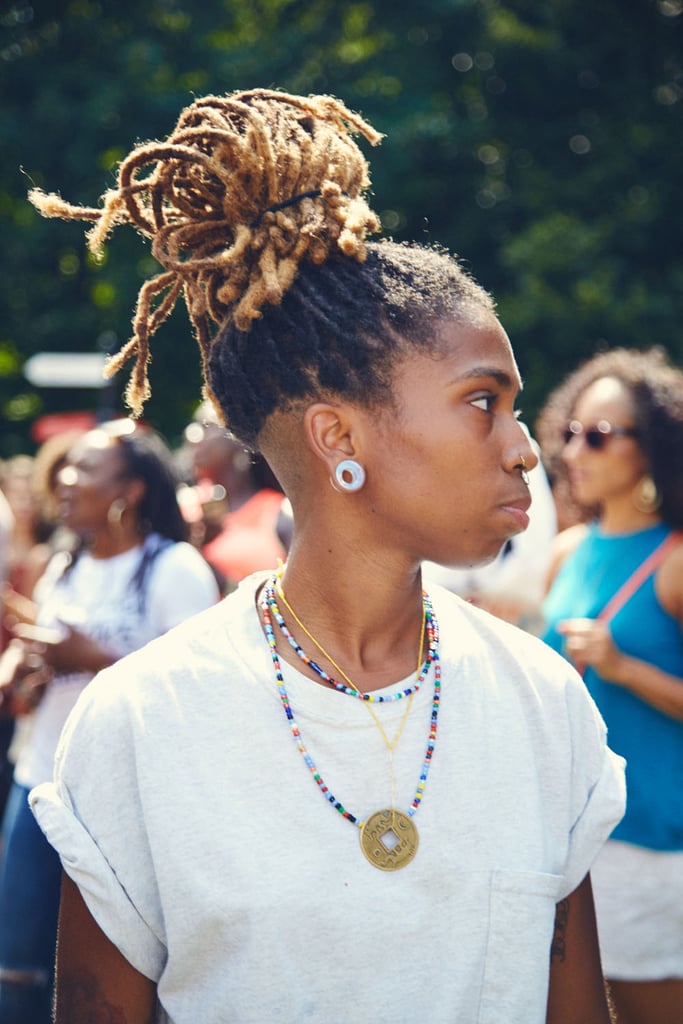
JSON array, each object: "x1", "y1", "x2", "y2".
[{"x1": 303, "y1": 403, "x2": 356, "y2": 469}]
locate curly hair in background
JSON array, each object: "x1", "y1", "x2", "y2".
[{"x1": 535, "y1": 346, "x2": 683, "y2": 529}]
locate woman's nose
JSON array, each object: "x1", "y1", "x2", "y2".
[
  {"x1": 511, "y1": 421, "x2": 539, "y2": 472},
  {"x1": 561, "y1": 436, "x2": 581, "y2": 463}
]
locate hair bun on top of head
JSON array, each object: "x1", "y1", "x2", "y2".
[{"x1": 28, "y1": 89, "x2": 384, "y2": 418}]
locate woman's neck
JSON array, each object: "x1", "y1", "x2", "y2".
[
  {"x1": 599, "y1": 495, "x2": 661, "y2": 535},
  {"x1": 270, "y1": 538, "x2": 425, "y2": 694},
  {"x1": 88, "y1": 528, "x2": 144, "y2": 560}
]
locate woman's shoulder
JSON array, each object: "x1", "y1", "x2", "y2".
[
  {"x1": 149, "y1": 535, "x2": 209, "y2": 566},
  {"x1": 148, "y1": 536, "x2": 218, "y2": 583},
  {"x1": 552, "y1": 521, "x2": 590, "y2": 557},
  {"x1": 546, "y1": 522, "x2": 590, "y2": 589}
]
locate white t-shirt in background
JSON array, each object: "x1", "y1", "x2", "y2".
[{"x1": 16, "y1": 535, "x2": 218, "y2": 789}]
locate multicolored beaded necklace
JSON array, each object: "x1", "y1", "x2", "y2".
[
  {"x1": 260, "y1": 577, "x2": 441, "y2": 871},
  {"x1": 267, "y1": 581, "x2": 433, "y2": 703}
]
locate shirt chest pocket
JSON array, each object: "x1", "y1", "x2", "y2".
[{"x1": 476, "y1": 869, "x2": 562, "y2": 1024}]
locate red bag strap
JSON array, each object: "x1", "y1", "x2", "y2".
[{"x1": 598, "y1": 530, "x2": 683, "y2": 624}]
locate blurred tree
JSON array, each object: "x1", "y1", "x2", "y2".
[{"x1": 0, "y1": 0, "x2": 680, "y2": 455}]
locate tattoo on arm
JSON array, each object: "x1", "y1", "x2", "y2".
[
  {"x1": 57, "y1": 970, "x2": 127, "y2": 1024},
  {"x1": 550, "y1": 898, "x2": 570, "y2": 963}
]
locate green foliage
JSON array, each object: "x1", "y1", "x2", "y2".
[{"x1": 0, "y1": 0, "x2": 681, "y2": 455}]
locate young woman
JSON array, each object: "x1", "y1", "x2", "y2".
[
  {"x1": 0, "y1": 421, "x2": 219, "y2": 1022},
  {"x1": 538, "y1": 348, "x2": 683, "y2": 1024},
  {"x1": 27, "y1": 90, "x2": 624, "y2": 1024}
]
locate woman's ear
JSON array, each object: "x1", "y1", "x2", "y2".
[
  {"x1": 122, "y1": 476, "x2": 146, "y2": 514},
  {"x1": 303, "y1": 403, "x2": 358, "y2": 472}
]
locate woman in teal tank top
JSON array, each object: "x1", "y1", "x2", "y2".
[{"x1": 538, "y1": 347, "x2": 683, "y2": 1024}]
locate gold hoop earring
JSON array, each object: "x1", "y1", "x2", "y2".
[
  {"x1": 107, "y1": 497, "x2": 127, "y2": 526},
  {"x1": 632, "y1": 475, "x2": 661, "y2": 514}
]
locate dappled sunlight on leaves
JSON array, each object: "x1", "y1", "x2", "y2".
[{"x1": 0, "y1": 0, "x2": 681, "y2": 453}]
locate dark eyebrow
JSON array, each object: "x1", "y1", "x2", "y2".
[{"x1": 453, "y1": 366, "x2": 522, "y2": 390}]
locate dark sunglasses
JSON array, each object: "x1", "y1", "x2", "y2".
[{"x1": 563, "y1": 419, "x2": 639, "y2": 450}]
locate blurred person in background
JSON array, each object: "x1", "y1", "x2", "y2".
[
  {"x1": 1, "y1": 430, "x2": 85, "y2": 636},
  {"x1": 180, "y1": 399, "x2": 286, "y2": 591},
  {"x1": 0, "y1": 453, "x2": 57, "y2": 828},
  {"x1": 0, "y1": 456, "x2": 56, "y2": 625},
  {"x1": 0, "y1": 485, "x2": 14, "y2": 818},
  {"x1": 0, "y1": 432, "x2": 85, "y2": 825},
  {"x1": 0, "y1": 419, "x2": 219, "y2": 1023},
  {"x1": 0, "y1": 483, "x2": 14, "y2": 590},
  {"x1": 538, "y1": 347, "x2": 683, "y2": 1024}
]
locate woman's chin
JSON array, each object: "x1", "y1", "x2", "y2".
[{"x1": 429, "y1": 543, "x2": 508, "y2": 572}]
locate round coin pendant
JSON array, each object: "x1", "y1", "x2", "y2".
[{"x1": 360, "y1": 809, "x2": 419, "y2": 871}]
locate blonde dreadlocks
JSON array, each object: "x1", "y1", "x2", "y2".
[
  {"x1": 29, "y1": 89, "x2": 382, "y2": 417},
  {"x1": 29, "y1": 88, "x2": 494, "y2": 449}
]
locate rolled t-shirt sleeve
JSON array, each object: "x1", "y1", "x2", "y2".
[
  {"x1": 557, "y1": 667, "x2": 626, "y2": 900},
  {"x1": 30, "y1": 664, "x2": 168, "y2": 982}
]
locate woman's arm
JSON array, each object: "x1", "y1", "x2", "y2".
[
  {"x1": 557, "y1": 540, "x2": 683, "y2": 720},
  {"x1": 1, "y1": 582, "x2": 38, "y2": 625},
  {"x1": 0, "y1": 637, "x2": 52, "y2": 714},
  {"x1": 559, "y1": 618, "x2": 683, "y2": 720},
  {"x1": 55, "y1": 873, "x2": 157, "y2": 1024},
  {"x1": 48, "y1": 625, "x2": 118, "y2": 674},
  {"x1": 546, "y1": 873, "x2": 613, "y2": 1024}
]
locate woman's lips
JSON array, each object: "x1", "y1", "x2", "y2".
[{"x1": 500, "y1": 496, "x2": 531, "y2": 532}]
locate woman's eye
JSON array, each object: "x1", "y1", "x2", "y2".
[{"x1": 471, "y1": 395, "x2": 495, "y2": 412}]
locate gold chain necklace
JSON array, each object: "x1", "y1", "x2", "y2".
[
  {"x1": 265, "y1": 576, "x2": 438, "y2": 870},
  {"x1": 276, "y1": 578, "x2": 424, "y2": 748}
]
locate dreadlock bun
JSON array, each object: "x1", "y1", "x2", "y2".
[{"x1": 29, "y1": 89, "x2": 383, "y2": 416}]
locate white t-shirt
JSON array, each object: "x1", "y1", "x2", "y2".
[
  {"x1": 31, "y1": 574, "x2": 625, "y2": 1024},
  {"x1": 16, "y1": 535, "x2": 218, "y2": 789}
]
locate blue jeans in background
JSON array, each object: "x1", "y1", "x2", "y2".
[{"x1": 0, "y1": 781, "x2": 62, "y2": 1024}]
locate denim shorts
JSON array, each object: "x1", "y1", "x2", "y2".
[{"x1": 0, "y1": 781, "x2": 62, "y2": 1022}]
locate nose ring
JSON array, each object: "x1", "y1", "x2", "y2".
[{"x1": 518, "y1": 454, "x2": 530, "y2": 486}]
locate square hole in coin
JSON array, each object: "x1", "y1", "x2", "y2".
[{"x1": 380, "y1": 829, "x2": 400, "y2": 851}]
